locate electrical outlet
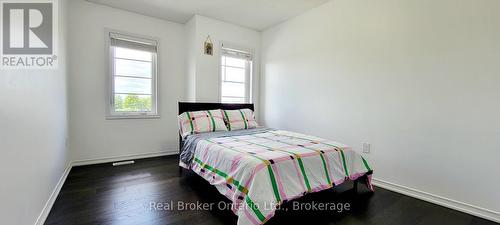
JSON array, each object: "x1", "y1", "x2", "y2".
[{"x1": 362, "y1": 143, "x2": 371, "y2": 154}]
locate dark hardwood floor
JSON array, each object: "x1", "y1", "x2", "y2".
[{"x1": 45, "y1": 156, "x2": 497, "y2": 225}]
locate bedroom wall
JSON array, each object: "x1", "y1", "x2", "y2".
[
  {"x1": 0, "y1": 0, "x2": 69, "y2": 224},
  {"x1": 186, "y1": 15, "x2": 261, "y2": 109},
  {"x1": 67, "y1": 0, "x2": 186, "y2": 161},
  {"x1": 185, "y1": 17, "x2": 197, "y2": 101},
  {"x1": 261, "y1": 0, "x2": 500, "y2": 221}
]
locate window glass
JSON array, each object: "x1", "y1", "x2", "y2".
[
  {"x1": 220, "y1": 48, "x2": 252, "y2": 104},
  {"x1": 108, "y1": 33, "x2": 158, "y2": 117}
]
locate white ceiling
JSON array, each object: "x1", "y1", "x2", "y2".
[{"x1": 86, "y1": 0, "x2": 330, "y2": 31}]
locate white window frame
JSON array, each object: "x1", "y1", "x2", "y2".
[
  {"x1": 105, "y1": 30, "x2": 160, "y2": 119},
  {"x1": 219, "y1": 43, "x2": 253, "y2": 104}
]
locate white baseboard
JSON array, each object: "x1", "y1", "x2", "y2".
[
  {"x1": 34, "y1": 150, "x2": 179, "y2": 225},
  {"x1": 35, "y1": 162, "x2": 72, "y2": 225},
  {"x1": 71, "y1": 150, "x2": 178, "y2": 167},
  {"x1": 372, "y1": 178, "x2": 500, "y2": 223}
]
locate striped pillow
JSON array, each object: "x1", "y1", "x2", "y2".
[
  {"x1": 178, "y1": 109, "x2": 227, "y2": 138},
  {"x1": 222, "y1": 109, "x2": 258, "y2": 131}
]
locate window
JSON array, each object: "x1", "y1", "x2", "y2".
[
  {"x1": 220, "y1": 45, "x2": 252, "y2": 103},
  {"x1": 107, "y1": 32, "x2": 158, "y2": 119}
]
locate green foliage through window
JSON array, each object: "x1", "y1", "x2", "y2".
[{"x1": 114, "y1": 94, "x2": 152, "y2": 112}]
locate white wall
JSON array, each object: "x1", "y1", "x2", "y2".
[
  {"x1": 0, "y1": 0, "x2": 69, "y2": 224},
  {"x1": 185, "y1": 17, "x2": 197, "y2": 101},
  {"x1": 68, "y1": 0, "x2": 185, "y2": 161},
  {"x1": 261, "y1": 0, "x2": 500, "y2": 220},
  {"x1": 187, "y1": 15, "x2": 261, "y2": 107},
  {"x1": 67, "y1": 2, "x2": 261, "y2": 162}
]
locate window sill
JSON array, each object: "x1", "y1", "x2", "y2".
[{"x1": 105, "y1": 114, "x2": 160, "y2": 120}]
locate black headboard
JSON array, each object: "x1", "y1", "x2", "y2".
[
  {"x1": 178, "y1": 102, "x2": 255, "y2": 153},
  {"x1": 178, "y1": 102, "x2": 254, "y2": 115}
]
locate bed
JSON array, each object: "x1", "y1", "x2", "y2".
[{"x1": 178, "y1": 102, "x2": 373, "y2": 225}]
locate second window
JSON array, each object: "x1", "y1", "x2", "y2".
[{"x1": 220, "y1": 46, "x2": 252, "y2": 104}]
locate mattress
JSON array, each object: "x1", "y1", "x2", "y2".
[{"x1": 180, "y1": 128, "x2": 373, "y2": 225}]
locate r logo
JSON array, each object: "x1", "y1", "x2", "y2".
[{"x1": 2, "y1": 3, "x2": 53, "y2": 54}]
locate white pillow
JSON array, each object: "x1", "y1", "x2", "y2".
[
  {"x1": 222, "y1": 108, "x2": 258, "y2": 131},
  {"x1": 178, "y1": 109, "x2": 227, "y2": 138}
]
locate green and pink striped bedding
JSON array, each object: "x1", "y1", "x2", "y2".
[
  {"x1": 189, "y1": 129, "x2": 373, "y2": 225},
  {"x1": 222, "y1": 108, "x2": 259, "y2": 131},
  {"x1": 178, "y1": 109, "x2": 228, "y2": 138}
]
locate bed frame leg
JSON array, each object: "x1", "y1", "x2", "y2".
[{"x1": 179, "y1": 166, "x2": 182, "y2": 176}]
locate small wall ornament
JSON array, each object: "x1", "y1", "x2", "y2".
[{"x1": 204, "y1": 35, "x2": 213, "y2": 56}]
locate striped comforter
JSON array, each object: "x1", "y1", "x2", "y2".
[{"x1": 186, "y1": 129, "x2": 373, "y2": 225}]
